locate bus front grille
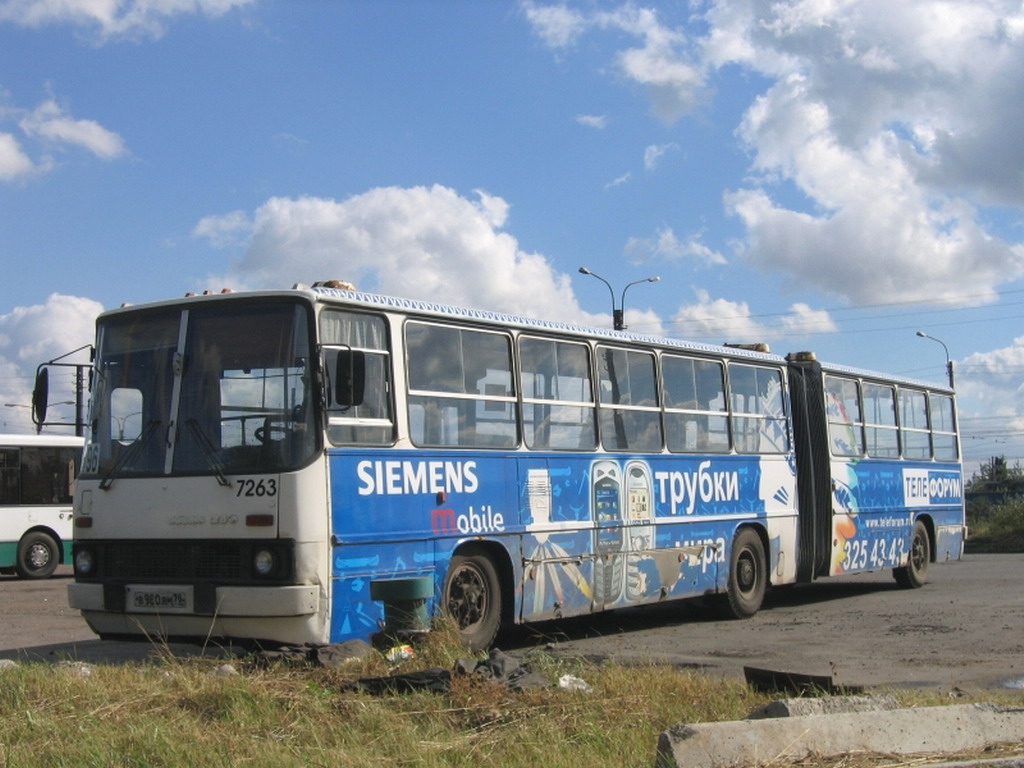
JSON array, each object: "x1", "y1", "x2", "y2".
[{"x1": 74, "y1": 539, "x2": 294, "y2": 585}]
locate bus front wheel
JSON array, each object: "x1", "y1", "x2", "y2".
[
  {"x1": 16, "y1": 531, "x2": 59, "y2": 579},
  {"x1": 444, "y1": 550, "x2": 501, "y2": 651},
  {"x1": 894, "y1": 520, "x2": 930, "y2": 589},
  {"x1": 720, "y1": 528, "x2": 767, "y2": 619}
]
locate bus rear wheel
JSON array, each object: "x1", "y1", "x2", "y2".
[
  {"x1": 720, "y1": 528, "x2": 767, "y2": 619},
  {"x1": 894, "y1": 520, "x2": 930, "y2": 589},
  {"x1": 444, "y1": 551, "x2": 501, "y2": 652},
  {"x1": 16, "y1": 531, "x2": 59, "y2": 579}
]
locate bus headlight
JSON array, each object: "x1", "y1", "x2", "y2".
[
  {"x1": 253, "y1": 549, "x2": 275, "y2": 576},
  {"x1": 75, "y1": 549, "x2": 94, "y2": 576}
]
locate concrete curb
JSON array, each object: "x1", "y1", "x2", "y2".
[
  {"x1": 921, "y1": 760, "x2": 1024, "y2": 768},
  {"x1": 746, "y1": 694, "x2": 900, "y2": 719},
  {"x1": 656, "y1": 703, "x2": 1024, "y2": 768}
]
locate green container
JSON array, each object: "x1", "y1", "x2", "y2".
[{"x1": 370, "y1": 577, "x2": 433, "y2": 633}]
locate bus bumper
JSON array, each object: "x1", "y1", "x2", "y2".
[{"x1": 67, "y1": 583, "x2": 320, "y2": 617}]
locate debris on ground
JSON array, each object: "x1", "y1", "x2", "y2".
[
  {"x1": 254, "y1": 639, "x2": 375, "y2": 668},
  {"x1": 342, "y1": 649, "x2": 553, "y2": 696}
]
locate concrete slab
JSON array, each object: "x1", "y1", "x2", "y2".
[
  {"x1": 656, "y1": 703, "x2": 1024, "y2": 768},
  {"x1": 746, "y1": 694, "x2": 900, "y2": 719}
]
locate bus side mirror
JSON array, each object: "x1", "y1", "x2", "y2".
[
  {"x1": 334, "y1": 349, "x2": 366, "y2": 408},
  {"x1": 32, "y1": 367, "x2": 49, "y2": 430}
]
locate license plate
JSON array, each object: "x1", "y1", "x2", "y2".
[{"x1": 126, "y1": 585, "x2": 193, "y2": 613}]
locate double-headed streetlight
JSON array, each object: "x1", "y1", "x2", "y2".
[
  {"x1": 916, "y1": 331, "x2": 954, "y2": 389},
  {"x1": 578, "y1": 267, "x2": 660, "y2": 331}
]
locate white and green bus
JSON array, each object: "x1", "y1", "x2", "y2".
[{"x1": 0, "y1": 433, "x2": 82, "y2": 579}]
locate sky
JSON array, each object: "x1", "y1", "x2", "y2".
[{"x1": 2, "y1": 0, "x2": 1024, "y2": 474}]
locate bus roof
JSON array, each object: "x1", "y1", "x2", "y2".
[
  {"x1": 310, "y1": 286, "x2": 785, "y2": 363},
  {"x1": 312, "y1": 288, "x2": 955, "y2": 393},
  {"x1": 0, "y1": 433, "x2": 84, "y2": 447},
  {"x1": 98, "y1": 285, "x2": 954, "y2": 393}
]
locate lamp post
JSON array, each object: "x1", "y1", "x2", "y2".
[
  {"x1": 578, "y1": 267, "x2": 660, "y2": 331},
  {"x1": 112, "y1": 411, "x2": 142, "y2": 441},
  {"x1": 916, "y1": 331, "x2": 954, "y2": 389}
]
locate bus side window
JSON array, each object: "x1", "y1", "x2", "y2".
[
  {"x1": 728, "y1": 363, "x2": 788, "y2": 454},
  {"x1": 825, "y1": 375, "x2": 864, "y2": 456},
  {"x1": 596, "y1": 346, "x2": 662, "y2": 452},
  {"x1": 406, "y1": 322, "x2": 516, "y2": 449},
  {"x1": 863, "y1": 383, "x2": 899, "y2": 457},
  {"x1": 0, "y1": 448, "x2": 18, "y2": 504},
  {"x1": 321, "y1": 310, "x2": 394, "y2": 446},
  {"x1": 930, "y1": 393, "x2": 958, "y2": 461},
  {"x1": 899, "y1": 389, "x2": 931, "y2": 460},
  {"x1": 519, "y1": 336, "x2": 596, "y2": 451},
  {"x1": 662, "y1": 355, "x2": 728, "y2": 453}
]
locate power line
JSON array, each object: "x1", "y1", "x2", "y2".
[{"x1": 626, "y1": 285, "x2": 1024, "y2": 337}]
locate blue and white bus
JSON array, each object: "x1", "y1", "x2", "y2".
[
  {"x1": 59, "y1": 284, "x2": 965, "y2": 649},
  {"x1": 0, "y1": 433, "x2": 82, "y2": 579}
]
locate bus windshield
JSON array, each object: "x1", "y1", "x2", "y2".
[{"x1": 82, "y1": 300, "x2": 317, "y2": 480}]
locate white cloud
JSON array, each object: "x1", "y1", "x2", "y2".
[
  {"x1": 605, "y1": 171, "x2": 631, "y2": 188},
  {"x1": 522, "y1": 1, "x2": 587, "y2": 48},
  {"x1": 199, "y1": 185, "x2": 605, "y2": 327},
  {"x1": 625, "y1": 227, "x2": 726, "y2": 266},
  {"x1": 576, "y1": 114, "x2": 607, "y2": 129},
  {"x1": 955, "y1": 338, "x2": 1024, "y2": 457},
  {"x1": 779, "y1": 302, "x2": 838, "y2": 335},
  {"x1": 0, "y1": 0, "x2": 255, "y2": 40},
  {"x1": 725, "y1": 70, "x2": 1024, "y2": 304},
  {"x1": 20, "y1": 100, "x2": 126, "y2": 159},
  {"x1": 0, "y1": 98, "x2": 126, "y2": 181},
  {"x1": 961, "y1": 338, "x2": 1024, "y2": 394},
  {"x1": 643, "y1": 142, "x2": 677, "y2": 171},
  {"x1": 0, "y1": 293, "x2": 102, "y2": 432},
  {"x1": 669, "y1": 288, "x2": 834, "y2": 344},
  {"x1": 528, "y1": 1, "x2": 1024, "y2": 306},
  {"x1": 670, "y1": 289, "x2": 766, "y2": 344},
  {"x1": 0, "y1": 132, "x2": 36, "y2": 180},
  {"x1": 526, "y1": 3, "x2": 704, "y2": 124},
  {"x1": 710, "y1": 0, "x2": 1024, "y2": 304},
  {"x1": 194, "y1": 209, "x2": 252, "y2": 249},
  {"x1": 602, "y1": 6, "x2": 703, "y2": 123}
]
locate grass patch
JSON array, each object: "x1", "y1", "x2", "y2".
[
  {"x1": 1, "y1": 640, "x2": 1022, "y2": 768},
  {"x1": 965, "y1": 500, "x2": 1024, "y2": 553}
]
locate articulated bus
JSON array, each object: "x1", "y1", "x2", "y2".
[
  {"x1": 0, "y1": 433, "x2": 82, "y2": 579},
  {"x1": 59, "y1": 285, "x2": 965, "y2": 649}
]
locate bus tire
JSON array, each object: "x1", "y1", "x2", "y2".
[
  {"x1": 894, "y1": 520, "x2": 930, "y2": 589},
  {"x1": 444, "y1": 550, "x2": 502, "y2": 652},
  {"x1": 16, "y1": 531, "x2": 59, "y2": 579},
  {"x1": 720, "y1": 528, "x2": 767, "y2": 619}
]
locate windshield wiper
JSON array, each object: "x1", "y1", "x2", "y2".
[
  {"x1": 100, "y1": 419, "x2": 161, "y2": 491},
  {"x1": 185, "y1": 418, "x2": 231, "y2": 487}
]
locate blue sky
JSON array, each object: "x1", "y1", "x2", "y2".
[{"x1": 2, "y1": 0, "x2": 1024, "y2": 472}]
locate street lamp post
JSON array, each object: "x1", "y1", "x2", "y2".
[
  {"x1": 578, "y1": 267, "x2": 660, "y2": 330},
  {"x1": 916, "y1": 331, "x2": 954, "y2": 389}
]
